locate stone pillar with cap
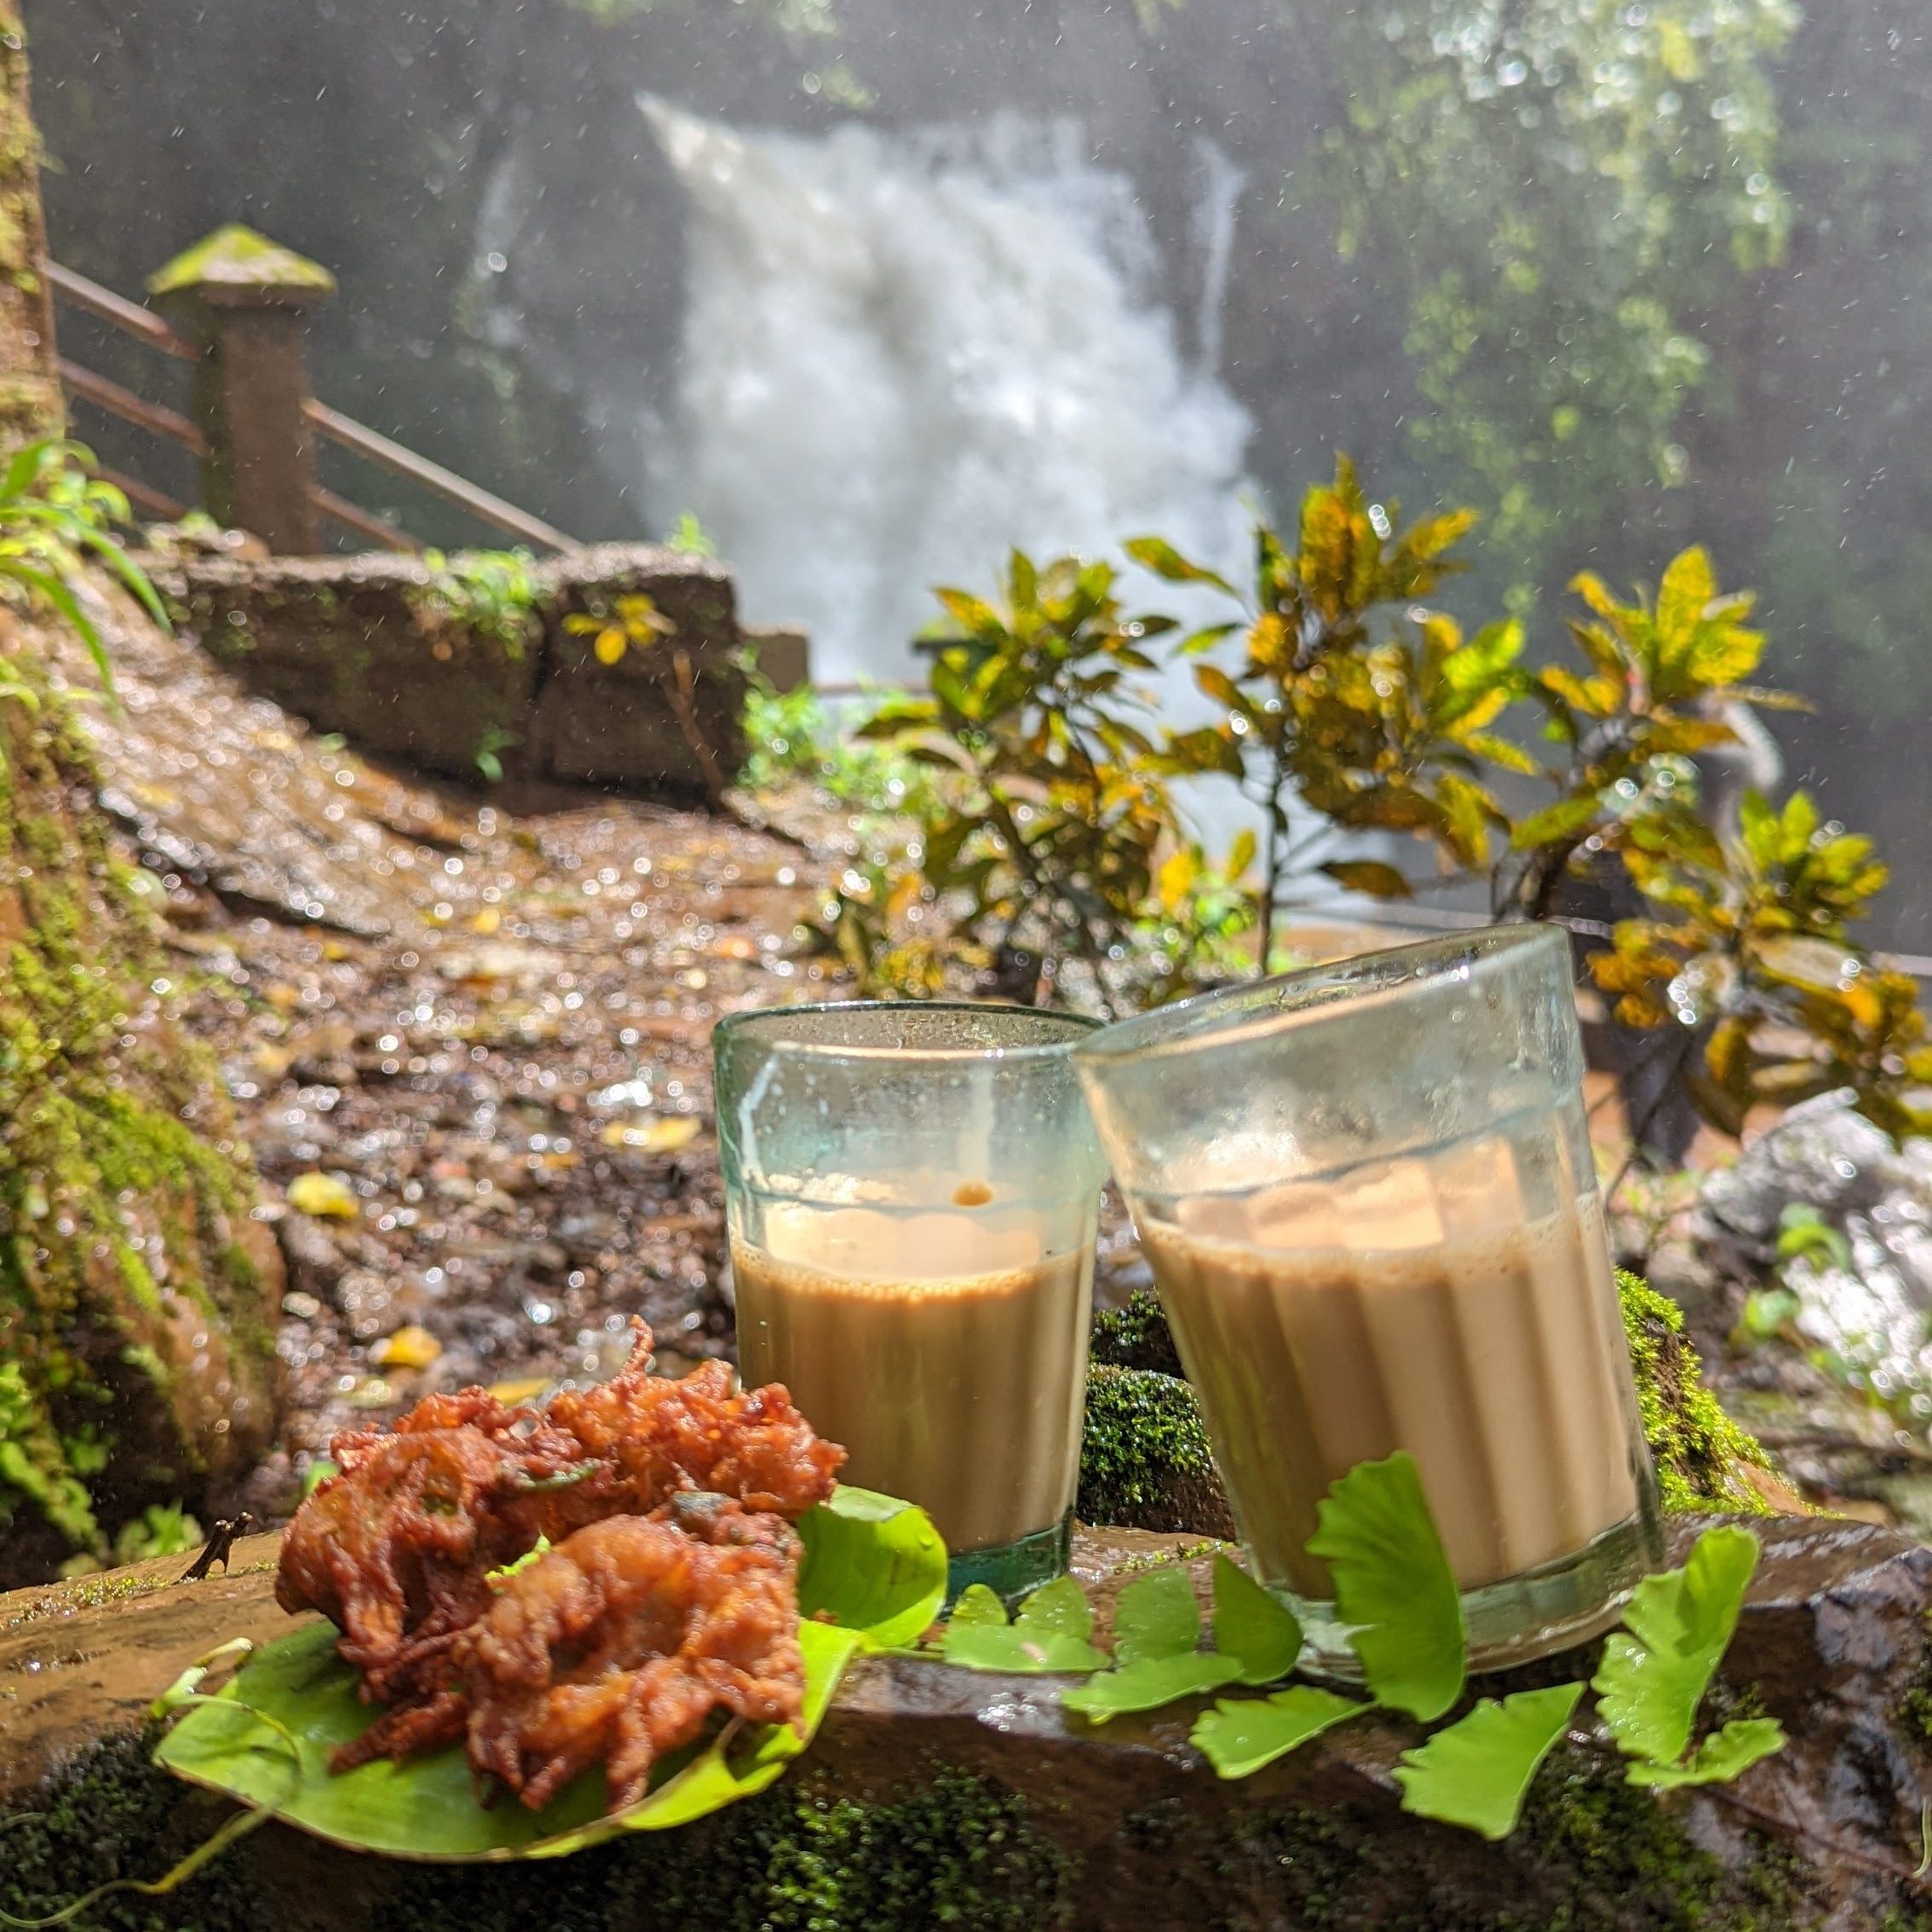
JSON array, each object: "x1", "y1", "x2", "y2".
[{"x1": 148, "y1": 225, "x2": 336, "y2": 554}]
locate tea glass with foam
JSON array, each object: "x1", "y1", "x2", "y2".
[
  {"x1": 1073, "y1": 924, "x2": 1664, "y2": 1673},
  {"x1": 714, "y1": 1001, "x2": 1107, "y2": 1605}
]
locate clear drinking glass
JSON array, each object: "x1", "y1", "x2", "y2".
[
  {"x1": 1073, "y1": 924, "x2": 1662, "y2": 1673},
  {"x1": 714, "y1": 1001, "x2": 1107, "y2": 1603}
]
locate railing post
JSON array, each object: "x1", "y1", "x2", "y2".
[{"x1": 147, "y1": 225, "x2": 336, "y2": 554}]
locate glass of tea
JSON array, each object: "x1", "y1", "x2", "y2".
[
  {"x1": 1073, "y1": 924, "x2": 1663, "y2": 1673},
  {"x1": 714, "y1": 1001, "x2": 1107, "y2": 1603}
]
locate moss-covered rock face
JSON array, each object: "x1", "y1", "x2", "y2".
[
  {"x1": 1615, "y1": 1269, "x2": 1779, "y2": 1514},
  {"x1": 0, "y1": 629, "x2": 281, "y2": 1582},
  {"x1": 1210, "y1": 1741, "x2": 1818, "y2": 1930},
  {"x1": 0, "y1": 1737, "x2": 1072, "y2": 1932},
  {"x1": 1078, "y1": 1362, "x2": 1234, "y2": 1538},
  {"x1": 1090, "y1": 1289, "x2": 1185, "y2": 1378},
  {"x1": 1079, "y1": 1277, "x2": 1786, "y2": 1538}
]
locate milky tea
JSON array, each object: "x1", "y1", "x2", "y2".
[
  {"x1": 714, "y1": 1002, "x2": 1107, "y2": 1602},
  {"x1": 733, "y1": 1193, "x2": 1092, "y2": 1555},
  {"x1": 1074, "y1": 926, "x2": 1664, "y2": 1671}
]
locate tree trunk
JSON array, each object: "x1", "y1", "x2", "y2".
[{"x1": 0, "y1": 0, "x2": 60, "y2": 448}]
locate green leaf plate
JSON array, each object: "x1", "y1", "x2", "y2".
[
  {"x1": 154, "y1": 1484, "x2": 939, "y2": 1860},
  {"x1": 155, "y1": 1618, "x2": 860, "y2": 1862}
]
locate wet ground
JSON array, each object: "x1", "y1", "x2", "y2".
[
  {"x1": 63, "y1": 589, "x2": 1156, "y2": 1517},
  {"x1": 62, "y1": 591, "x2": 865, "y2": 1507}
]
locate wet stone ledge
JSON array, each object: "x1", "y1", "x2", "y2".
[
  {"x1": 3, "y1": 1515, "x2": 1931, "y2": 1929},
  {"x1": 156, "y1": 545, "x2": 769, "y2": 796}
]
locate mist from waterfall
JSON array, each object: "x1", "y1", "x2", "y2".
[{"x1": 646, "y1": 103, "x2": 1255, "y2": 686}]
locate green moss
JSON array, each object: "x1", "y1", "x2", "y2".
[
  {"x1": 0, "y1": 1733, "x2": 259, "y2": 1932},
  {"x1": 1617, "y1": 1270, "x2": 1778, "y2": 1514},
  {"x1": 1090, "y1": 1287, "x2": 1184, "y2": 1377},
  {"x1": 0, "y1": 1744, "x2": 1070, "y2": 1932},
  {"x1": 146, "y1": 223, "x2": 336, "y2": 298},
  {"x1": 1213, "y1": 1744, "x2": 1820, "y2": 1929},
  {"x1": 1078, "y1": 1362, "x2": 1232, "y2": 1536},
  {"x1": 0, "y1": 644, "x2": 270, "y2": 1571}
]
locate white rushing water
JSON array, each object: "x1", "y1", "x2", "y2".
[{"x1": 645, "y1": 103, "x2": 1254, "y2": 685}]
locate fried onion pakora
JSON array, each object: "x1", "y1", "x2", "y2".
[
  {"x1": 278, "y1": 1322, "x2": 844, "y2": 1802},
  {"x1": 336, "y1": 1496, "x2": 807, "y2": 1813},
  {"x1": 276, "y1": 1391, "x2": 587, "y2": 1704},
  {"x1": 536, "y1": 1324, "x2": 844, "y2": 1532}
]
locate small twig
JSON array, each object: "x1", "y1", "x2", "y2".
[{"x1": 180, "y1": 1514, "x2": 253, "y2": 1583}]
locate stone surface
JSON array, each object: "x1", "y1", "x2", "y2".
[
  {"x1": 158, "y1": 544, "x2": 768, "y2": 796},
  {"x1": 4, "y1": 1516, "x2": 1930, "y2": 1927},
  {"x1": 528, "y1": 543, "x2": 745, "y2": 791},
  {"x1": 1700, "y1": 1088, "x2": 1932, "y2": 1413},
  {"x1": 71, "y1": 579, "x2": 469, "y2": 938},
  {"x1": 162, "y1": 552, "x2": 542, "y2": 785}
]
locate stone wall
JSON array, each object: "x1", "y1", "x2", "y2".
[{"x1": 163, "y1": 545, "x2": 808, "y2": 796}]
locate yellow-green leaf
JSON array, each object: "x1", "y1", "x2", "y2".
[
  {"x1": 1394, "y1": 1683, "x2": 1584, "y2": 1839},
  {"x1": 286, "y1": 1172, "x2": 359, "y2": 1221},
  {"x1": 1304, "y1": 1451, "x2": 1463, "y2": 1722}
]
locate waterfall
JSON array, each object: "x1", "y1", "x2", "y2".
[{"x1": 645, "y1": 103, "x2": 1254, "y2": 685}]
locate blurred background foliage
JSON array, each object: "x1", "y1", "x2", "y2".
[
  {"x1": 32, "y1": 0, "x2": 1932, "y2": 943},
  {"x1": 746, "y1": 455, "x2": 1932, "y2": 1145}
]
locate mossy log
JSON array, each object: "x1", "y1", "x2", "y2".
[{"x1": 0, "y1": 623, "x2": 282, "y2": 1583}]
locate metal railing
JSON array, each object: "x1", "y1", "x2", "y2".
[{"x1": 49, "y1": 261, "x2": 576, "y2": 554}]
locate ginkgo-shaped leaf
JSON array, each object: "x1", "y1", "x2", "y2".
[
  {"x1": 1063, "y1": 1652, "x2": 1243, "y2": 1723},
  {"x1": 1304, "y1": 1452, "x2": 1464, "y2": 1722},
  {"x1": 1211, "y1": 1555, "x2": 1302, "y2": 1687},
  {"x1": 1112, "y1": 1565, "x2": 1200, "y2": 1665},
  {"x1": 1393, "y1": 1683, "x2": 1583, "y2": 1840},
  {"x1": 1624, "y1": 1716, "x2": 1786, "y2": 1790},
  {"x1": 1191, "y1": 1685, "x2": 1366, "y2": 1780},
  {"x1": 940, "y1": 1574, "x2": 1107, "y2": 1675},
  {"x1": 1592, "y1": 1525, "x2": 1760, "y2": 1768},
  {"x1": 1063, "y1": 1567, "x2": 1239, "y2": 1724}
]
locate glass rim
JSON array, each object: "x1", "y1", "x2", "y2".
[
  {"x1": 712, "y1": 998, "x2": 1102, "y2": 1066},
  {"x1": 1072, "y1": 923, "x2": 1568, "y2": 1070}
]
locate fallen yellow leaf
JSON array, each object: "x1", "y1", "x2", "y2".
[
  {"x1": 287, "y1": 1171, "x2": 359, "y2": 1220},
  {"x1": 599, "y1": 1115, "x2": 703, "y2": 1153},
  {"x1": 487, "y1": 1377, "x2": 554, "y2": 1406},
  {"x1": 372, "y1": 1325, "x2": 442, "y2": 1371}
]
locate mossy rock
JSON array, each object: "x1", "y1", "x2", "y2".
[
  {"x1": 1090, "y1": 1287, "x2": 1185, "y2": 1377},
  {"x1": 1078, "y1": 1276, "x2": 1785, "y2": 1539},
  {"x1": 0, "y1": 1734, "x2": 1074, "y2": 1932},
  {"x1": 1615, "y1": 1268, "x2": 1781, "y2": 1515},
  {"x1": 4, "y1": 1511, "x2": 1930, "y2": 1929},
  {"x1": 1078, "y1": 1362, "x2": 1233, "y2": 1537},
  {"x1": 0, "y1": 624, "x2": 281, "y2": 1583}
]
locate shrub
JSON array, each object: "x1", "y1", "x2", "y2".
[{"x1": 779, "y1": 457, "x2": 1930, "y2": 1141}]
